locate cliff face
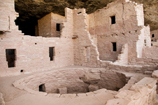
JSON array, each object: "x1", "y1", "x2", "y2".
[{"x1": 15, "y1": 0, "x2": 158, "y2": 33}]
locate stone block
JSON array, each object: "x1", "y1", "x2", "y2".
[
  {"x1": 58, "y1": 87, "x2": 67, "y2": 94},
  {"x1": 88, "y1": 84, "x2": 99, "y2": 92},
  {"x1": 80, "y1": 72, "x2": 101, "y2": 84},
  {"x1": 152, "y1": 70, "x2": 158, "y2": 78}
]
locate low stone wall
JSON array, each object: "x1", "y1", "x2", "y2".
[
  {"x1": 96, "y1": 60, "x2": 157, "y2": 74},
  {"x1": 13, "y1": 68, "x2": 157, "y2": 105},
  {"x1": 106, "y1": 77, "x2": 157, "y2": 105},
  {"x1": 13, "y1": 68, "x2": 127, "y2": 94},
  {"x1": 129, "y1": 58, "x2": 158, "y2": 66},
  {"x1": 114, "y1": 44, "x2": 128, "y2": 65}
]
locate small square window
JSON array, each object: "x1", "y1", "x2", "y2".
[
  {"x1": 111, "y1": 16, "x2": 116, "y2": 24},
  {"x1": 78, "y1": 12, "x2": 82, "y2": 14}
]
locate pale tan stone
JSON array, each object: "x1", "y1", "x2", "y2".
[{"x1": 152, "y1": 70, "x2": 158, "y2": 78}]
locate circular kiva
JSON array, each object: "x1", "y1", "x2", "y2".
[{"x1": 13, "y1": 68, "x2": 127, "y2": 95}]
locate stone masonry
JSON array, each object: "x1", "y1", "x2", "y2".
[{"x1": 0, "y1": 0, "x2": 158, "y2": 105}]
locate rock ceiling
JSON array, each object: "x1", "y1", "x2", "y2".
[{"x1": 15, "y1": 0, "x2": 158, "y2": 31}]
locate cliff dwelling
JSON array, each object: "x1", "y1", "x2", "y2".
[{"x1": 0, "y1": 0, "x2": 158, "y2": 105}]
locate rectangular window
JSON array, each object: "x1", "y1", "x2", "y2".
[
  {"x1": 49, "y1": 47, "x2": 54, "y2": 61},
  {"x1": 152, "y1": 34, "x2": 154, "y2": 37},
  {"x1": 56, "y1": 23, "x2": 60, "y2": 31},
  {"x1": 111, "y1": 16, "x2": 116, "y2": 24},
  {"x1": 6, "y1": 49, "x2": 16, "y2": 67},
  {"x1": 112, "y1": 42, "x2": 117, "y2": 51}
]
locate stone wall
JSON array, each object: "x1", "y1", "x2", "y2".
[
  {"x1": 87, "y1": 0, "x2": 145, "y2": 61},
  {"x1": 13, "y1": 69, "x2": 157, "y2": 105},
  {"x1": 151, "y1": 29, "x2": 158, "y2": 44},
  {"x1": 0, "y1": 36, "x2": 74, "y2": 77},
  {"x1": 0, "y1": 0, "x2": 157, "y2": 77},
  {"x1": 51, "y1": 13, "x2": 65, "y2": 37},
  {"x1": 73, "y1": 8, "x2": 99, "y2": 67},
  {"x1": 129, "y1": 58, "x2": 158, "y2": 66},
  {"x1": 38, "y1": 13, "x2": 65, "y2": 37},
  {"x1": 143, "y1": 46, "x2": 158, "y2": 59},
  {"x1": 38, "y1": 13, "x2": 51, "y2": 37},
  {"x1": 114, "y1": 44, "x2": 128, "y2": 65},
  {"x1": 0, "y1": 0, "x2": 21, "y2": 34},
  {"x1": 144, "y1": 26, "x2": 151, "y2": 47},
  {"x1": 0, "y1": 0, "x2": 17, "y2": 32},
  {"x1": 106, "y1": 77, "x2": 157, "y2": 105},
  {"x1": 0, "y1": 5, "x2": 74, "y2": 76},
  {"x1": 13, "y1": 68, "x2": 127, "y2": 94}
]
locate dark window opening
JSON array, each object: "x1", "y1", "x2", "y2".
[
  {"x1": 49, "y1": 47, "x2": 54, "y2": 61},
  {"x1": 151, "y1": 43, "x2": 153, "y2": 46},
  {"x1": 78, "y1": 12, "x2": 82, "y2": 14},
  {"x1": 20, "y1": 70, "x2": 23, "y2": 72},
  {"x1": 39, "y1": 84, "x2": 46, "y2": 92},
  {"x1": 15, "y1": 17, "x2": 38, "y2": 36},
  {"x1": 144, "y1": 40, "x2": 146, "y2": 46},
  {"x1": 56, "y1": 23, "x2": 60, "y2": 31},
  {"x1": 6, "y1": 49, "x2": 16, "y2": 67},
  {"x1": 151, "y1": 39, "x2": 153, "y2": 41},
  {"x1": 111, "y1": 16, "x2": 116, "y2": 24},
  {"x1": 112, "y1": 42, "x2": 117, "y2": 51},
  {"x1": 0, "y1": 31, "x2": 4, "y2": 34},
  {"x1": 152, "y1": 34, "x2": 154, "y2": 37}
]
